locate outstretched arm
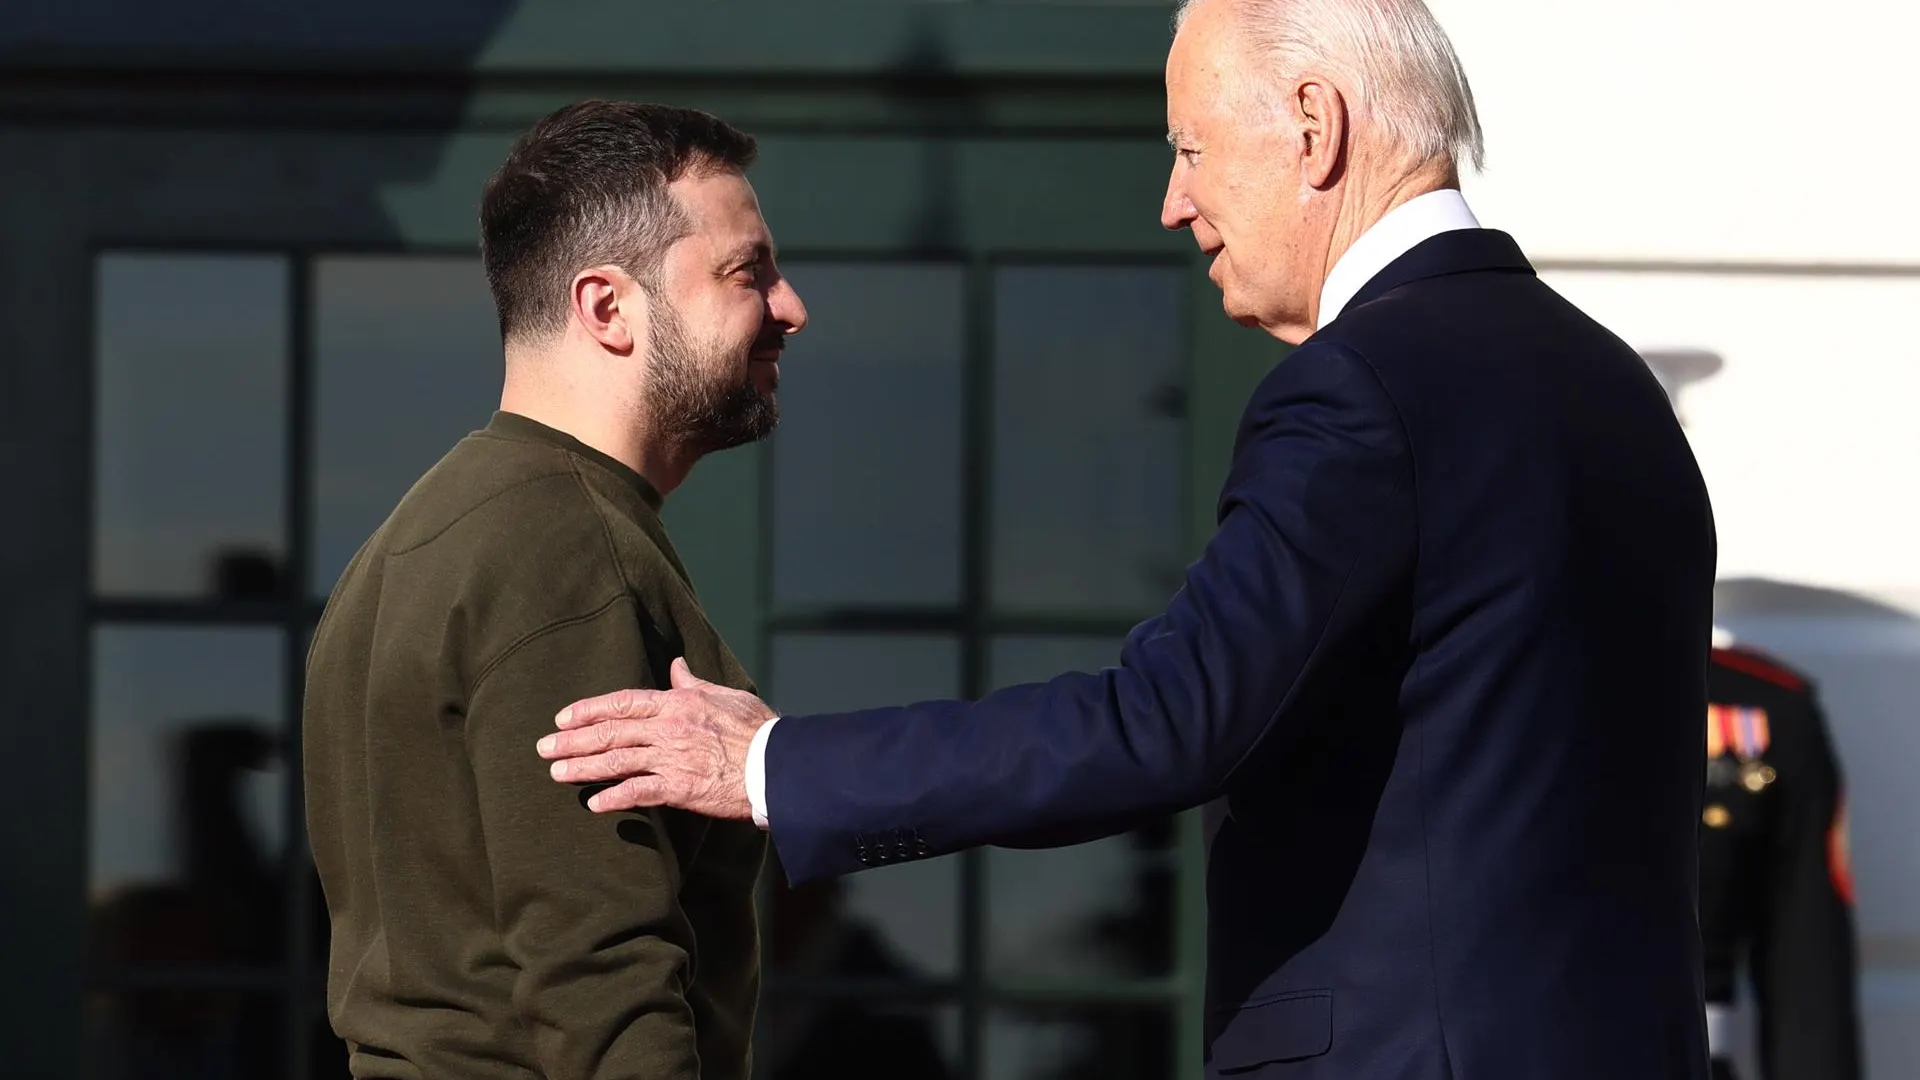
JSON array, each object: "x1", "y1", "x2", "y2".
[{"x1": 541, "y1": 343, "x2": 1416, "y2": 885}]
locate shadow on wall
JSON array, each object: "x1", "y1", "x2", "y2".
[
  {"x1": 1712, "y1": 576, "x2": 1920, "y2": 1080},
  {"x1": 0, "y1": 0, "x2": 532, "y2": 252},
  {"x1": 1716, "y1": 577, "x2": 1918, "y2": 621}
]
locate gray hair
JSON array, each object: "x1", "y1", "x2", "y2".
[{"x1": 1176, "y1": 0, "x2": 1485, "y2": 173}]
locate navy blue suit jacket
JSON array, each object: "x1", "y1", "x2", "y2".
[{"x1": 766, "y1": 229, "x2": 1717, "y2": 1079}]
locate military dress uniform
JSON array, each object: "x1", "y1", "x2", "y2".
[{"x1": 1699, "y1": 641, "x2": 1863, "y2": 1080}]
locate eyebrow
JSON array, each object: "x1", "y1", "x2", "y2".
[{"x1": 721, "y1": 240, "x2": 775, "y2": 268}]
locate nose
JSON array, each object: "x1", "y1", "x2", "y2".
[
  {"x1": 768, "y1": 274, "x2": 808, "y2": 334},
  {"x1": 1161, "y1": 162, "x2": 1196, "y2": 232}
]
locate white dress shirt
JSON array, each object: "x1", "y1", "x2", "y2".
[
  {"x1": 746, "y1": 709, "x2": 779, "y2": 828},
  {"x1": 743, "y1": 187, "x2": 1484, "y2": 830},
  {"x1": 1315, "y1": 187, "x2": 1480, "y2": 328}
]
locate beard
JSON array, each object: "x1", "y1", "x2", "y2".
[{"x1": 643, "y1": 295, "x2": 780, "y2": 456}]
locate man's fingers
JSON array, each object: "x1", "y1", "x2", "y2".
[
  {"x1": 554, "y1": 686, "x2": 661, "y2": 729},
  {"x1": 538, "y1": 718, "x2": 651, "y2": 761},
  {"x1": 548, "y1": 746, "x2": 655, "y2": 785},
  {"x1": 587, "y1": 774, "x2": 672, "y2": 813}
]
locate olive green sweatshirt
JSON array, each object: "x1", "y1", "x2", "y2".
[{"x1": 303, "y1": 411, "x2": 765, "y2": 1079}]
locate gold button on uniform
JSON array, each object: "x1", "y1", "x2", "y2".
[{"x1": 1703, "y1": 804, "x2": 1732, "y2": 829}]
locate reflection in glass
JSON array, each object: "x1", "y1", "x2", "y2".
[
  {"x1": 311, "y1": 255, "x2": 503, "y2": 598},
  {"x1": 992, "y1": 265, "x2": 1187, "y2": 616},
  {"x1": 770, "y1": 633, "x2": 962, "y2": 715},
  {"x1": 82, "y1": 989, "x2": 285, "y2": 1080},
  {"x1": 986, "y1": 636, "x2": 1176, "y2": 980},
  {"x1": 89, "y1": 627, "x2": 286, "y2": 969},
  {"x1": 987, "y1": 824, "x2": 1177, "y2": 982},
  {"x1": 767, "y1": 634, "x2": 964, "y2": 976},
  {"x1": 985, "y1": 1004, "x2": 1174, "y2": 1080},
  {"x1": 756, "y1": 1000, "x2": 960, "y2": 1080},
  {"x1": 92, "y1": 253, "x2": 289, "y2": 598},
  {"x1": 988, "y1": 635, "x2": 1124, "y2": 690},
  {"x1": 771, "y1": 262, "x2": 966, "y2": 610}
]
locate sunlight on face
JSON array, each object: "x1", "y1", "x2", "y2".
[
  {"x1": 647, "y1": 170, "x2": 809, "y2": 452},
  {"x1": 1161, "y1": 1, "x2": 1318, "y2": 339}
]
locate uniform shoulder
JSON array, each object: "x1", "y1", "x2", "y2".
[
  {"x1": 1710, "y1": 642, "x2": 1811, "y2": 693},
  {"x1": 1707, "y1": 642, "x2": 1842, "y2": 779}
]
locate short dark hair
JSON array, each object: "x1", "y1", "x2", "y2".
[{"x1": 479, "y1": 100, "x2": 758, "y2": 342}]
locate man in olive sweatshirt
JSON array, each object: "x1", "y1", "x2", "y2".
[{"x1": 302, "y1": 100, "x2": 808, "y2": 1079}]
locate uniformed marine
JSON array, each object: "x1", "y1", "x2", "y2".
[{"x1": 1699, "y1": 636, "x2": 1863, "y2": 1080}]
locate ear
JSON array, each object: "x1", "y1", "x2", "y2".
[
  {"x1": 1292, "y1": 76, "x2": 1348, "y2": 190},
  {"x1": 570, "y1": 265, "x2": 640, "y2": 355}
]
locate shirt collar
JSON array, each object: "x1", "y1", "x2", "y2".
[{"x1": 1317, "y1": 188, "x2": 1481, "y2": 329}]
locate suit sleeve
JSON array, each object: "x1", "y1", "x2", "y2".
[
  {"x1": 766, "y1": 343, "x2": 1417, "y2": 883},
  {"x1": 466, "y1": 596, "x2": 701, "y2": 1079},
  {"x1": 1751, "y1": 689, "x2": 1863, "y2": 1080}
]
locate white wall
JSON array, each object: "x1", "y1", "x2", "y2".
[
  {"x1": 1433, "y1": 2, "x2": 1920, "y2": 1075},
  {"x1": 1435, "y1": 0, "x2": 1920, "y2": 265},
  {"x1": 1535, "y1": 269, "x2": 1920, "y2": 601}
]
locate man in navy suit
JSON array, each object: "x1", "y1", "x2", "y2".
[{"x1": 536, "y1": 0, "x2": 1718, "y2": 1076}]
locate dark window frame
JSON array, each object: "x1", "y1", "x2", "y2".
[
  {"x1": 84, "y1": 243, "x2": 1197, "y2": 1080},
  {"x1": 756, "y1": 252, "x2": 1194, "y2": 1080}
]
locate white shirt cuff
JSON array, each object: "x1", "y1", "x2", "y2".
[{"x1": 746, "y1": 717, "x2": 779, "y2": 829}]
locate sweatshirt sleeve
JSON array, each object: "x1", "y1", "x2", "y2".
[{"x1": 465, "y1": 593, "x2": 703, "y2": 1080}]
